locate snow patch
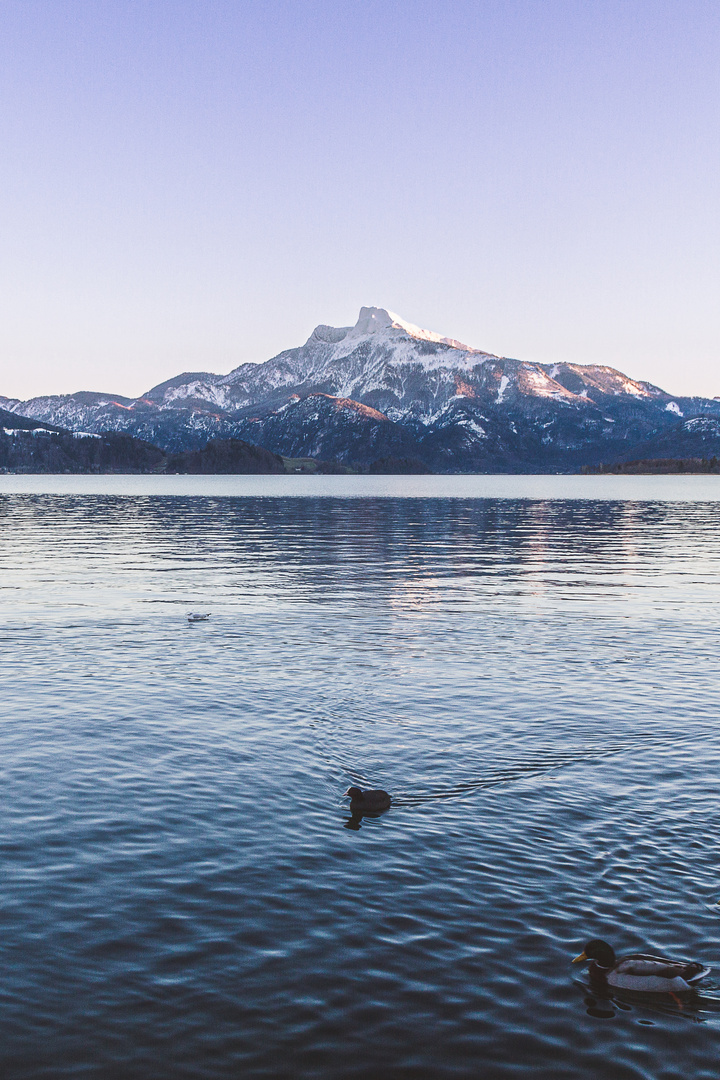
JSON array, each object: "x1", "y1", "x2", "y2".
[
  {"x1": 162, "y1": 381, "x2": 229, "y2": 409},
  {"x1": 345, "y1": 306, "x2": 475, "y2": 351},
  {"x1": 459, "y1": 418, "x2": 487, "y2": 438},
  {"x1": 521, "y1": 369, "x2": 570, "y2": 399},
  {"x1": 300, "y1": 307, "x2": 499, "y2": 373},
  {"x1": 620, "y1": 378, "x2": 646, "y2": 397},
  {"x1": 496, "y1": 375, "x2": 510, "y2": 403},
  {"x1": 684, "y1": 417, "x2": 720, "y2": 433},
  {"x1": 665, "y1": 401, "x2": 683, "y2": 416},
  {"x1": 309, "y1": 324, "x2": 351, "y2": 345},
  {"x1": 3, "y1": 427, "x2": 60, "y2": 436}
]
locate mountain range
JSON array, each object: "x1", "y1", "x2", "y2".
[{"x1": 3, "y1": 306, "x2": 720, "y2": 472}]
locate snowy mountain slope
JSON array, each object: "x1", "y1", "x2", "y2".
[
  {"x1": 236, "y1": 393, "x2": 422, "y2": 465},
  {"x1": 613, "y1": 416, "x2": 720, "y2": 463},
  {"x1": 0, "y1": 406, "x2": 66, "y2": 435},
  {"x1": 139, "y1": 307, "x2": 673, "y2": 419},
  {"x1": 0, "y1": 393, "x2": 244, "y2": 452},
  {"x1": 4, "y1": 306, "x2": 719, "y2": 470}
]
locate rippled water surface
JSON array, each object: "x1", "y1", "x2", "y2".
[{"x1": 2, "y1": 479, "x2": 720, "y2": 1079}]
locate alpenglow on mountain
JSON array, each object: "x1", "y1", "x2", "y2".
[{"x1": 3, "y1": 306, "x2": 719, "y2": 471}]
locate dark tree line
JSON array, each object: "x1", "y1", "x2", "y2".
[
  {"x1": 0, "y1": 431, "x2": 165, "y2": 473},
  {"x1": 0, "y1": 431, "x2": 288, "y2": 474},
  {"x1": 586, "y1": 457, "x2": 720, "y2": 475},
  {"x1": 166, "y1": 438, "x2": 285, "y2": 473}
]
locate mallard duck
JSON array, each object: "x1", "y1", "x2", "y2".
[
  {"x1": 573, "y1": 939, "x2": 710, "y2": 992},
  {"x1": 344, "y1": 786, "x2": 392, "y2": 811}
]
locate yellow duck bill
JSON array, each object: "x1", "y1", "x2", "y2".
[{"x1": 572, "y1": 951, "x2": 588, "y2": 963}]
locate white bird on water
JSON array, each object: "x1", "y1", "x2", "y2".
[{"x1": 187, "y1": 612, "x2": 211, "y2": 622}]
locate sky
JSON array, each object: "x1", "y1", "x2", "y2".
[{"x1": 0, "y1": 0, "x2": 718, "y2": 400}]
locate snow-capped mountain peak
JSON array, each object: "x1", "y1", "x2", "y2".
[
  {"x1": 307, "y1": 306, "x2": 482, "y2": 354},
  {"x1": 6, "y1": 304, "x2": 720, "y2": 473}
]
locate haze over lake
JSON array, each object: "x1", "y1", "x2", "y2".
[{"x1": 2, "y1": 476, "x2": 720, "y2": 1077}]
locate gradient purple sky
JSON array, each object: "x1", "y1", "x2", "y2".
[{"x1": 1, "y1": 0, "x2": 718, "y2": 399}]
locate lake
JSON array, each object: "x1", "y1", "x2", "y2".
[{"x1": 1, "y1": 475, "x2": 720, "y2": 1078}]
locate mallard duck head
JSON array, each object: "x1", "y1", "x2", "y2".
[
  {"x1": 573, "y1": 939, "x2": 616, "y2": 969},
  {"x1": 345, "y1": 786, "x2": 363, "y2": 799}
]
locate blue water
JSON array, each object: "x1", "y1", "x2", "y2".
[{"x1": 2, "y1": 480, "x2": 720, "y2": 1078}]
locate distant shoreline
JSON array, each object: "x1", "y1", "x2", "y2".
[
  {"x1": 4, "y1": 458, "x2": 720, "y2": 477},
  {"x1": 585, "y1": 456, "x2": 720, "y2": 475}
]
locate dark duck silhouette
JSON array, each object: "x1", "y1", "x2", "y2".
[
  {"x1": 344, "y1": 786, "x2": 392, "y2": 811},
  {"x1": 573, "y1": 939, "x2": 710, "y2": 992}
]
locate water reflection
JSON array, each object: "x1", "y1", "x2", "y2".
[
  {"x1": 4, "y1": 494, "x2": 720, "y2": 619},
  {"x1": 2, "y1": 493, "x2": 720, "y2": 1077},
  {"x1": 343, "y1": 808, "x2": 390, "y2": 831},
  {"x1": 579, "y1": 983, "x2": 711, "y2": 1024}
]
